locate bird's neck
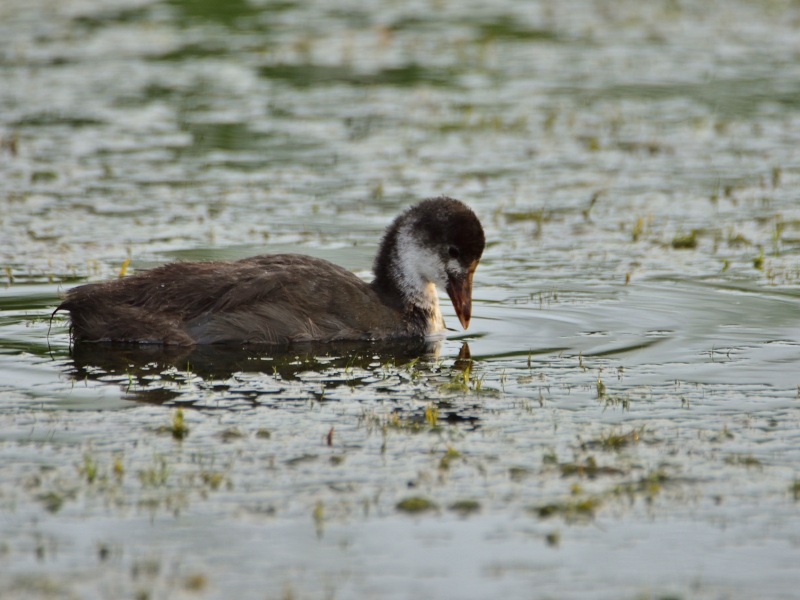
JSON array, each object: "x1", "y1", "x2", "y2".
[{"x1": 371, "y1": 225, "x2": 444, "y2": 334}]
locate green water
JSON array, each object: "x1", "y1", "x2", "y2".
[{"x1": 2, "y1": 0, "x2": 800, "y2": 598}]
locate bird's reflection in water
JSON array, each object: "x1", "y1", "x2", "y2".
[{"x1": 66, "y1": 339, "x2": 470, "y2": 406}]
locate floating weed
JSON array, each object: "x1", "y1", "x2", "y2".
[
  {"x1": 603, "y1": 394, "x2": 630, "y2": 410},
  {"x1": 256, "y1": 428, "x2": 271, "y2": 439},
  {"x1": 709, "y1": 426, "x2": 735, "y2": 442},
  {"x1": 772, "y1": 166, "x2": 781, "y2": 187},
  {"x1": 285, "y1": 454, "x2": 318, "y2": 466},
  {"x1": 438, "y1": 114, "x2": 527, "y2": 134},
  {"x1": 504, "y1": 207, "x2": 547, "y2": 236},
  {"x1": 753, "y1": 249, "x2": 764, "y2": 270},
  {"x1": 631, "y1": 216, "x2": 645, "y2": 242},
  {"x1": 184, "y1": 573, "x2": 208, "y2": 592},
  {"x1": 600, "y1": 429, "x2": 640, "y2": 450},
  {"x1": 577, "y1": 134, "x2": 600, "y2": 151},
  {"x1": 37, "y1": 491, "x2": 64, "y2": 513},
  {"x1": 357, "y1": 408, "x2": 387, "y2": 433},
  {"x1": 343, "y1": 353, "x2": 359, "y2": 375},
  {"x1": 584, "y1": 428, "x2": 642, "y2": 451},
  {"x1": 559, "y1": 456, "x2": 623, "y2": 478},
  {"x1": 725, "y1": 454, "x2": 762, "y2": 467},
  {"x1": 672, "y1": 230, "x2": 697, "y2": 249},
  {"x1": 312, "y1": 501, "x2": 324, "y2": 537},
  {"x1": 532, "y1": 496, "x2": 602, "y2": 521},
  {"x1": 439, "y1": 446, "x2": 461, "y2": 470},
  {"x1": 171, "y1": 407, "x2": 189, "y2": 440},
  {"x1": 425, "y1": 403, "x2": 439, "y2": 427},
  {"x1": 131, "y1": 558, "x2": 160, "y2": 579},
  {"x1": 772, "y1": 220, "x2": 784, "y2": 255},
  {"x1": 596, "y1": 376, "x2": 606, "y2": 398},
  {"x1": 441, "y1": 365, "x2": 470, "y2": 392},
  {"x1": 97, "y1": 544, "x2": 110, "y2": 561},
  {"x1": 386, "y1": 410, "x2": 415, "y2": 432},
  {"x1": 727, "y1": 229, "x2": 751, "y2": 246},
  {"x1": 139, "y1": 489, "x2": 187, "y2": 514},
  {"x1": 78, "y1": 453, "x2": 98, "y2": 484},
  {"x1": 471, "y1": 371, "x2": 486, "y2": 391},
  {"x1": 403, "y1": 357, "x2": 420, "y2": 373},
  {"x1": 219, "y1": 427, "x2": 244, "y2": 441},
  {"x1": 113, "y1": 456, "x2": 124, "y2": 481},
  {"x1": 582, "y1": 191, "x2": 600, "y2": 222},
  {"x1": 545, "y1": 531, "x2": 561, "y2": 547},
  {"x1": 611, "y1": 469, "x2": 669, "y2": 502},
  {"x1": 449, "y1": 499, "x2": 480, "y2": 516},
  {"x1": 509, "y1": 466, "x2": 532, "y2": 481},
  {"x1": 396, "y1": 496, "x2": 437, "y2": 514},
  {"x1": 118, "y1": 258, "x2": 130, "y2": 278},
  {"x1": 139, "y1": 456, "x2": 168, "y2": 488},
  {"x1": 791, "y1": 480, "x2": 800, "y2": 500},
  {"x1": 200, "y1": 471, "x2": 225, "y2": 490}
]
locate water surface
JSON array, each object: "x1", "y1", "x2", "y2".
[{"x1": 2, "y1": 0, "x2": 800, "y2": 598}]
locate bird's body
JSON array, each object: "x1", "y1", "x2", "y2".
[
  {"x1": 57, "y1": 197, "x2": 485, "y2": 346},
  {"x1": 61, "y1": 254, "x2": 425, "y2": 345}
]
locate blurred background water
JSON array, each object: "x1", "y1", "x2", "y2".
[{"x1": 1, "y1": 0, "x2": 800, "y2": 598}]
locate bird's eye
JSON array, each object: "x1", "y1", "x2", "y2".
[{"x1": 448, "y1": 246, "x2": 460, "y2": 259}]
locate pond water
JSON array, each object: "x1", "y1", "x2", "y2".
[{"x1": 2, "y1": 0, "x2": 800, "y2": 598}]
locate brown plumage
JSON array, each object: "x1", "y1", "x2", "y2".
[{"x1": 56, "y1": 196, "x2": 485, "y2": 346}]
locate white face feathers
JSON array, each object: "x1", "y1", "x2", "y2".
[
  {"x1": 393, "y1": 227, "x2": 444, "y2": 311},
  {"x1": 391, "y1": 224, "x2": 468, "y2": 332}
]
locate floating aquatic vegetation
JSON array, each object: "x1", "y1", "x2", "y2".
[{"x1": 396, "y1": 497, "x2": 437, "y2": 514}]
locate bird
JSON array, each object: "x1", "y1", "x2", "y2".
[{"x1": 56, "y1": 196, "x2": 485, "y2": 346}]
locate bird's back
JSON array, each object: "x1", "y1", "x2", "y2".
[{"x1": 58, "y1": 254, "x2": 406, "y2": 345}]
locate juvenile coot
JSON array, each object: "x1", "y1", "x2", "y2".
[{"x1": 56, "y1": 196, "x2": 485, "y2": 345}]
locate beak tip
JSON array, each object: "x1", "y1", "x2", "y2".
[
  {"x1": 457, "y1": 308, "x2": 471, "y2": 330},
  {"x1": 447, "y1": 273, "x2": 475, "y2": 332}
]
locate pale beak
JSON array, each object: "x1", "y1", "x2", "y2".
[{"x1": 446, "y1": 269, "x2": 475, "y2": 330}]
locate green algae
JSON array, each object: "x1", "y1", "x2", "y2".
[{"x1": 396, "y1": 497, "x2": 437, "y2": 514}]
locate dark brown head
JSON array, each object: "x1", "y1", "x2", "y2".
[{"x1": 372, "y1": 196, "x2": 485, "y2": 329}]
